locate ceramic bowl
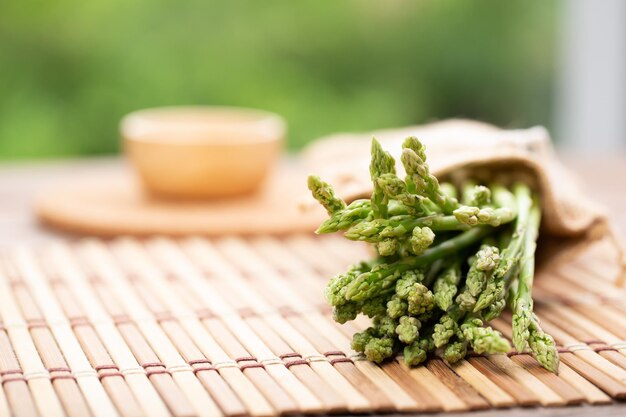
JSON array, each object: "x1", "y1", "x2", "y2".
[{"x1": 121, "y1": 106, "x2": 285, "y2": 199}]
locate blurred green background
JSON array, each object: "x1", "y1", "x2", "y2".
[{"x1": 0, "y1": 0, "x2": 558, "y2": 159}]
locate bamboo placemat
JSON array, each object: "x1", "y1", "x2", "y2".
[{"x1": 0, "y1": 234, "x2": 625, "y2": 417}]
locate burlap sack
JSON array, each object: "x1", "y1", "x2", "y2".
[{"x1": 302, "y1": 119, "x2": 625, "y2": 285}]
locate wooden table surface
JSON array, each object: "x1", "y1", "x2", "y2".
[{"x1": 0, "y1": 154, "x2": 625, "y2": 417}]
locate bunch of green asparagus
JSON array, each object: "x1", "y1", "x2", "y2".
[{"x1": 308, "y1": 137, "x2": 559, "y2": 373}]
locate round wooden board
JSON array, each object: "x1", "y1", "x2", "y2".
[{"x1": 36, "y1": 164, "x2": 327, "y2": 236}]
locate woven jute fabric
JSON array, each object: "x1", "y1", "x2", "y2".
[{"x1": 302, "y1": 119, "x2": 626, "y2": 284}]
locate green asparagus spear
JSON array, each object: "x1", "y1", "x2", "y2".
[
  {"x1": 376, "y1": 173, "x2": 434, "y2": 216},
  {"x1": 376, "y1": 238, "x2": 400, "y2": 256},
  {"x1": 495, "y1": 183, "x2": 533, "y2": 278},
  {"x1": 370, "y1": 138, "x2": 396, "y2": 218},
  {"x1": 455, "y1": 245, "x2": 500, "y2": 311},
  {"x1": 324, "y1": 261, "x2": 370, "y2": 306},
  {"x1": 373, "y1": 315, "x2": 397, "y2": 338},
  {"x1": 317, "y1": 199, "x2": 372, "y2": 233},
  {"x1": 351, "y1": 327, "x2": 376, "y2": 351},
  {"x1": 462, "y1": 183, "x2": 491, "y2": 206},
  {"x1": 454, "y1": 184, "x2": 516, "y2": 228},
  {"x1": 387, "y1": 295, "x2": 408, "y2": 318},
  {"x1": 332, "y1": 302, "x2": 360, "y2": 324},
  {"x1": 364, "y1": 337, "x2": 395, "y2": 363},
  {"x1": 407, "y1": 283, "x2": 436, "y2": 315},
  {"x1": 396, "y1": 316, "x2": 421, "y2": 344},
  {"x1": 361, "y1": 293, "x2": 393, "y2": 318},
  {"x1": 443, "y1": 339, "x2": 468, "y2": 364},
  {"x1": 460, "y1": 316, "x2": 511, "y2": 354},
  {"x1": 433, "y1": 260, "x2": 462, "y2": 311},
  {"x1": 528, "y1": 314, "x2": 559, "y2": 373},
  {"x1": 433, "y1": 311, "x2": 459, "y2": 348},
  {"x1": 395, "y1": 270, "x2": 424, "y2": 298},
  {"x1": 308, "y1": 175, "x2": 346, "y2": 215},
  {"x1": 401, "y1": 137, "x2": 459, "y2": 214},
  {"x1": 409, "y1": 227, "x2": 436, "y2": 255},
  {"x1": 403, "y1": 328, "x2": 435, "y2": 366},
  {"x1": 512, "y1": 197, "x2": 541, "y2": 352}
]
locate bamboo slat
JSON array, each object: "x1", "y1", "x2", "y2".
[
  {"x1": 467, "y1": 356, "x2": 540, "y2": 406},
  {"x1": 380, "y1": 361, "x2": 443, "y2": 412},
  {"x1": 426, "y1": 359, "x2": 490, "y2": 410},
  {"x1": 452, "y1": 359, "x2": 516, "y2": 407},
  {"x1": 0, "y1": 381, "x2": 7, "y2": 417},
  {"x1": 398, "y1": 361, "x2": 467, "y2": 412}
]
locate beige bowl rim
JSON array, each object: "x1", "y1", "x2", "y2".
[{"x1": 120, "y1": 105, "x2": 286, "y2": 146}]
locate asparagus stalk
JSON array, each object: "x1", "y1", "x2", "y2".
[
  {"x1": 317, "y1": 199, "x2": 372, "y2": 233},
  {"x1": 387, "y1": 295, "x2": 408, "y2": 318},
  {"x1": 459, "y1": 316, "x2": 511, "y2": 354},
  {"x1": 462, "y1": 182, "x2": 491, "y2": 206},
  {"x1": 511, "y1": 197, "x2": 541, "y2": 352},
  {"x1": 401, "y1": 137, "x2": 459, "y2": 214},
  {"x1": 308, "y1": 175, "x2": 346, "y2": 214},
  {"x1": 324, "y1": 261, "x2": 371, "y2": 306},
  {"x1": 433, "y1": 305, "x2": 462, "y2": 348},
  {"x1": 396, "y1": 316, "x2": 421, "y2": 344},
  {"x1": 453, "y1": 185, "x2": 516, "y2": 227},
  {"x1": 528, "y1": 314, "x2": 559, "y2": 373},
  {"x1": 443, "y1": 339, "x2": 468, "y2": 364},
  {"x1": 433, "y1": 260, "x2": 462, "y2": 311},
  {"x1": 370, "y1": 139, "x2": 396, "y2": 218},
  {"x1": 455, "y1": 245, "x2": 500, "y2": 311},
  {"x1": 377, "y1": 173, "x2": 434, "y2": 216},
  {"x1": 404, "y1": 327, "x2": 435, "y2": 366}
]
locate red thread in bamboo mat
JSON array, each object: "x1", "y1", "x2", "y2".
[
  {"x1": 278, "y1": 352, "x2": 301, "y2": 360},
  {"x1": 238, "y1": 363, "x2": 265, "y2": 371},
  {"x1": 1, "y1": 376, "x2": 27, "y2": 385},
  {"x1": 284, "y1": 360, "x2": 308, "y2": 369}
]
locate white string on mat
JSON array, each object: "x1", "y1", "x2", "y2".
[
  {"x1": 565, "y1": 343, "x2": 594, "y2": 352},
  {"x1": 302, "y1": 354, "x2": 327, "y2": 363},
  {"x1": 609, "y1": 342, "x2": 626, "y2": 350},
  {"x1": 211, "y1": 360, "x2": 239, "y2": 370},
  {"x1": 259, "y1": 357, "x2": 283, "y2": 366},
  {"x1": 167, "y1": 365, "x2": 194, "y2": 374},
  {"x1": 22, "y1": 371, "x2": 52, "y2": 381}
]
